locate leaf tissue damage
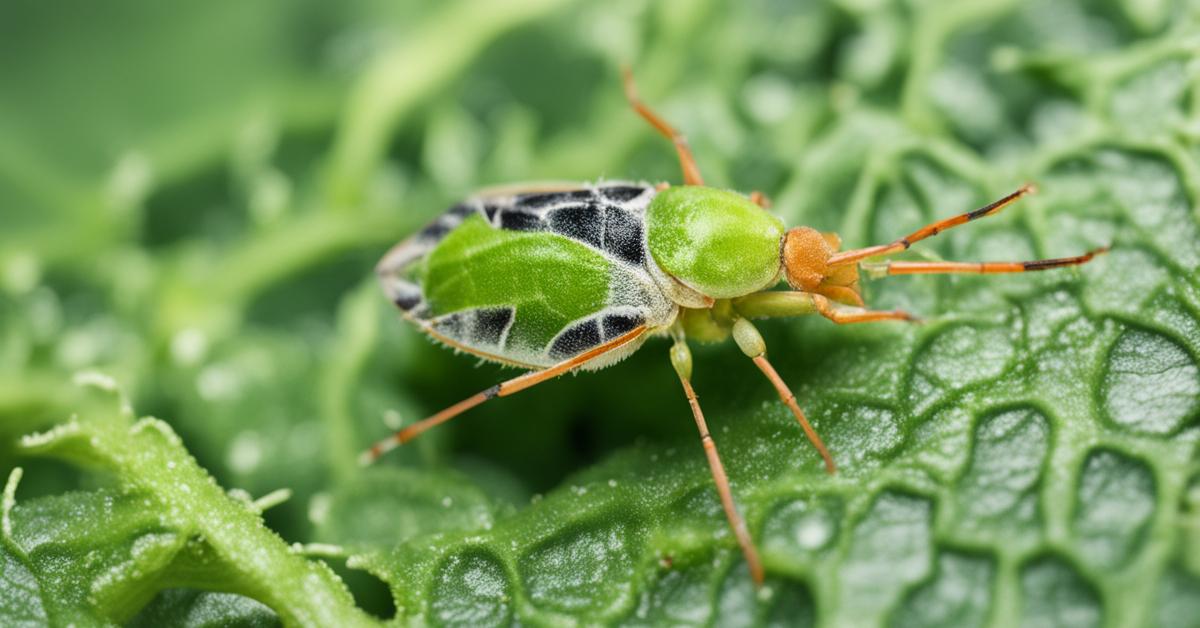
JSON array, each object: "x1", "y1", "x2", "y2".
[{"x1": 2, "y1": 0, "x2": 1199, "y2": 626}]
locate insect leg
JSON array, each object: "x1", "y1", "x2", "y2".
[
  {"x1": 861, "y1": 247, "x2": 1109, "y2": 277},
  {"x1": 732, "y1": 291, "x2": 915, "y2": 324},
  {"x1": 810, "y1": 294, "x2": 918, "y2": 324},
  {"x1": 828, "y1": 184, "x2": 1037, "y2": 266},
  {"x1": 730, "y1": 318, "x2": 837, "y2": 474},
  {"x1": 359, "y1": 325, "x2": 648, "y2": 464},
  {"x1": 621, "y1": 66, "x2": 705, "y2": 186},
  {"x1": 669, "y1": 331, "x2": 765, "y2": 585}
]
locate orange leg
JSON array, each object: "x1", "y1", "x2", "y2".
[
  {"x1": 621, "y1": 67, "x2": 705, "y2": 186},
  {"x1": 670, "y1": 336, "x2": 764, "y2": 585},
  {"x1": 360, "y1": 326, "x2": 647, "y2": 464},
  {"x1": 811, "y1": 294, "x2": 918, "y2": 324},
  {"x1": 749, "y1": 190, "x2": 772, "y2": 208},
  {"x1": 730, "y1": 318, "x2": 836, "y2": 474},
  {"x1": 828, "y1": 184, "x2": 1037, "y2": 266},
  {"x1": 862, "y1": 247, "x2": 1109, "y2": 277},
  {"x1": 752, "y1": 355, "x2": 836, "y2": 474}
]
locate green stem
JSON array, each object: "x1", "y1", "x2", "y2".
[
  {"x1": 21, "y1": 413, "x2": 377, "y2": 627},
  {"x1": 320, "y1": 280, "x2": 383, "y2": 482},
  {"x1": 326, "y1": 0, "x2": 573, "y2": 209}
]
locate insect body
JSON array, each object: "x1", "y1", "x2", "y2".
[
  {"x1": 376, "y1": 182, "x2": 673, "y2": 370},
  {"x1": 365, "y1": 70, "x2": 1106, "y2": 585}
]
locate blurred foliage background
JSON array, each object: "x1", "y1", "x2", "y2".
[{"x1": 2, "y1": 0, "x2": 1200, "y2": 626}]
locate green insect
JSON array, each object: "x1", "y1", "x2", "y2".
[{"x1": 364, "y1": 69, "x2": 1107, "y2": 585}]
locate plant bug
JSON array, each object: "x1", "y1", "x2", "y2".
[{"x1": 364, "y1": 69, "x2": 1107, "y2": 585}]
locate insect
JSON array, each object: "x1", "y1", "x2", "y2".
[{"x1": 363, "y1": 69, "x2": 1106, "y2": 585}]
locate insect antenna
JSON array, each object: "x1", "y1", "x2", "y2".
[
  {"x1": 861, "y1": 246, "x2": 1109, "y2": 278},
  {"x1": 827, "y1": 184, "x2": 1037, "y2": 266}
]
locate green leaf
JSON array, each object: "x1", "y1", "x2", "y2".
[
  {"x1": 348, "y1": 11, "x2": 1200, "y2": 627},
  {"x1": 314, "y1": 466, "x2": 500, "y2": 551},
  {"x1": 4, "y1": 0, "x2": 1200, "y2": 626},
  {"x1": 6, "y1": 386, "x2": 374, "y2": 627},
  {"x1": 7, "y1": 486, "x2": 188, "y2": 623},
  {"x1": 1, "y1": 539, "x2": 53, "y2": 627},
  {"x1": 129, "y1": 590, "x2": 280, "y2": 628}
]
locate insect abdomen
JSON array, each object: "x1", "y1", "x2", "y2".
[{"x1": 377, "y1": 182, "x2": 674, "y2": 368}]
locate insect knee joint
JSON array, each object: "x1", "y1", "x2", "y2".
[
  {"x1": 670, "y1": 341, "x2": 694, "y2": 380},
  {"x1": 732, "y1": 318, "x2": 766, "y2": 358}
]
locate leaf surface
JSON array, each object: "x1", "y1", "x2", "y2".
[{"x1": 2, "y1": 0, "x2": 1199, "y2": 626}]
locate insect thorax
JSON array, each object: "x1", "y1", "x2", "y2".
[{"x1": 645, "y1": 186, "x2": 785, "y2": 299}]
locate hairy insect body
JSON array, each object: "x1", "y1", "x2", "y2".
[
  {"x1": 646, "y1": 186, "x2": 784, "y2": 299},
  {"x1": 377, "y1": 182, "x2": 681, "y2": 369},
  {"x1": 378, "y1": 181, "x2": 804, "y2": 371}
]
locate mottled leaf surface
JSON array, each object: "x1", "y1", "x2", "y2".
[{"x1": 2, "y1": 0, "x2": 1198, "y2": 626}]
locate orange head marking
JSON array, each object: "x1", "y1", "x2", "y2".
[
  {"x1": 782, "y1": 227, "x2": 864, "y2": 306},
  {"x1": 782, "y1": 227, "x2": 832, "y2": 291}
]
